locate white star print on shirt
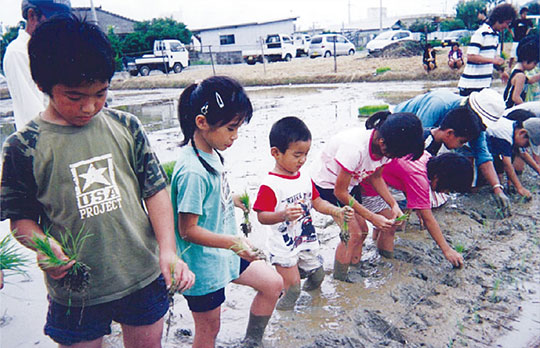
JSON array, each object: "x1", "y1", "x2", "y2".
[{"x1": 79, "y1": 163, "x2": 111, "y2": 192}]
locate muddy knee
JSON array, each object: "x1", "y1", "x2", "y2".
[
  {"x1": 378, "y1": 248, "x2": 394, "y2": 259},
  {"x1": 276, "y1": 283, "x2": 301, "y2": 310},
  {"x1": 333, "y1": 260, "x2": 349, "y2": 281},
  {"x1": 303, "y1": 266, "x2": 324, "y2": 291}
]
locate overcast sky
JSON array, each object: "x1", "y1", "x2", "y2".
[{"x1": 0, "y1": 0, "x2": 530, "y2": 30}]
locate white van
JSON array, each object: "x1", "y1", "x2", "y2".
[{"x1": 308, "y1": 34, "x2": 355, "y2": 58}]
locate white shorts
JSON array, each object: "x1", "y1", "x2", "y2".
[
  {"x1": 511, "y1": 42, "x2": 519, "y2": 58},
  {"x1": 270, "y1": 244, "x2": 323, "y2": 272}
]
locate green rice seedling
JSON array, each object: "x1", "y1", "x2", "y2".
[
  {"x1": 230, "y1": 237, "x2": 266, "y2": 261},
  {"x1": 339, "y1": 198, "x2": 355, "y2": 245},
  {"x1": 358, "y1": 104, "x2": 389, "y2": 117},
  {"x1": 31, "y1": 226, "x2": 92, "y2": 293},
  {"x1": 239, "y1": 191, "x2": 252, "y2": 237},
  {"x1": 161, "y1": 161, "x2": 176, "y2": 184},
  {"x1": 454, "y1": 243, "x2": 465, "y2": 254},
  {"x1": 0, "y1": 234, "x2": 29, "y2": 276},
  {"x1": 490, "y1": 278, "x2": 501, "y2": 303},
  {"x1": 375, "y1": 66, "x2": 391, "y2": 75},
  {"x1": 165, "y1": 245, "x2": 192, "y2": 340},
  {"x1": 395, "y1": 213, "x2": 410, "y2": 223}
]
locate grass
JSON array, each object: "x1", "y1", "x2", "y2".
[
  {"x1": 162, "y1": 161, "x2": 176, "y2": 184},
  {"x1": 358, "y1": 104, "x2": 389, "y2": 117},
  {"x1": 0, "y1": 234, "x2": 29, "y2": 276},
  {"x1": 339, "y1": 198, "x2": 355, "y2": 245},
  {"x1": 454, "y1": 243, "x2": 465, "y2": 254},
  {"x1": 395, "y1": 213, "x2": 410, "y2": 222}
]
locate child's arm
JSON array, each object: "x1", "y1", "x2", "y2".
[
  {"x1": 10, "y1": 219, "x2": 74, "y2": 279},
  {"x1": 502, "y1": 155, "x2": 531, "y2": 198},
  {"x1": 178, "y1": 212, "x2": 260, "y2": 262},
  {"x1": 312, "y1": 197, "x2": 354, "y2": 228},
  {"x1": 334, "y1": 167, "x2": 394, "y2": 231},
  {"x1": 257, "y1": 205, "x2": 303, "y2": 225},
  {"x1": 417, "y1": 209, "x2": 464, "y2": 268},
  {"x1": 511, "y1": 73, "x2": 527, "y2": 105},
  {"x1": 145, "y1": 189, "x2": 195, "y2": 292},
  {"x1": 365, "y1": 167, "x2": 403, "y2": 220},
  {"x1": 528, "y1": 73, "x2": 540, "y2": 84},
  {"x1": 519, "y1": 151, "x2": 540, "y2": 175}
]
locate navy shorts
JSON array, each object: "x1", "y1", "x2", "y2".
[
  {"x1": 184, "y1": 258, "x2": 250, "y2": 313},
  {"x1": 315, "y1": 184, "x2": 362, "y2": 206},
  {"x1": 44, "y1": 275, "x2": 168, "y2": 346}
]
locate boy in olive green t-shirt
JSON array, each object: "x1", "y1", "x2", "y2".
[{"x1": 0, "y1": 15, "x2": 194, "y2": 347}]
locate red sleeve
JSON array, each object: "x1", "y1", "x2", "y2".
[
  {"x1": 311, "y1": 180, "x2": 320, "y2": 200},
  {"x1": 253, "y1": 185, "x2": 278, "y2": 212}
]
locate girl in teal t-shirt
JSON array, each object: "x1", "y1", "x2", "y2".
[{"x1": 171, "y1": 76, "x2": 283, "y2": 347}]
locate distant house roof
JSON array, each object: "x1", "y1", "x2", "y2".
[
  {"x1": 192, "y1": 17, "x2": 298, "y2": 33},
  {"x1": 72, "y1": 6, "x2": 138, "y2": 35}
]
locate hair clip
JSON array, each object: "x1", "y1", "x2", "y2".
[
  {"x1": 215, "y1": 92, "x2": 225, "y2": 109},
  {"x1": 200, "y1": 102, "x2": 209, "y2": 115}
]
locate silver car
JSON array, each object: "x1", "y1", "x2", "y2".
[{"x1": 308, "y1": 34, "x2": 355, "y2": 58}]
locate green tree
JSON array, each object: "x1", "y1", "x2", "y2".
[
  {"x1": 456, "y1": 0, "x2": 488, "y2": 30},
  {"x1": 1, "y1": 25, "x2": 21, "y2": 73},
  {"x1": 408, "y1": 19, "x2": 437, "y2": 33},
  {"x1": 440, "y1": 18, "x2": 466, "y2": 31},
  {"x1": 123, "y1": 17, "x2": 191, "y2": 54},
  {"x1": 524, "y1": 1, "x2": 539, "y2": 15}
]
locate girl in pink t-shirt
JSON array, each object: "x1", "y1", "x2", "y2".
[{"x1": 312, "y1": 111, "x2": 424, "y2": 281}]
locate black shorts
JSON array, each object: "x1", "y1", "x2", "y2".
[
  {"x1": 315, "y1": 184, "x2": 362, "y2": 206},
  {"x1": 183, "y1": 258, "x2": 250, "y2": 313}
]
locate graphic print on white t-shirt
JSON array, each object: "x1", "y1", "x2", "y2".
[{"x1": 70, "y1": 153, "x2": 123, "y2": 219}]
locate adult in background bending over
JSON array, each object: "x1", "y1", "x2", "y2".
[
  {"x1": 457, "y1": 3, "x2": 516, "y2": 97},
  {"x1": 3, "y1": 0, "x2": 71, "y2": 130}
]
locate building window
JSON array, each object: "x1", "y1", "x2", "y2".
[{"x1": 220, "y1": 34, "x2": 235, "y2": 45}]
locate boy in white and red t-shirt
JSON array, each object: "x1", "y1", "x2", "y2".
[
  {"x1": 361, "y1": 152, "x2": 473, "y2": 267},
  {"x1": 253, "y1": 117, "x2": 352, "y2": 310}
]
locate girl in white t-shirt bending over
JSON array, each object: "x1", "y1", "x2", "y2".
[{"x1": 312, "y1": 111, "x2": 424, "y2": 281}]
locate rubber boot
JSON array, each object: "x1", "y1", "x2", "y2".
[
  {"x1": 302, "y1": 266, "x2": 325, "y2": 291},
  {"x1": 276, "y1": 283, "x2": 301, "y2": 310},
  {"x1": 333, "y1": 260, "x2": 349, "y2": 281},
  {"x1": 378, "y1": 248, "x2": 394, "y2": 259},
  {"x1": 242, "y1": 312, "x2": 271, "y2": 348}
]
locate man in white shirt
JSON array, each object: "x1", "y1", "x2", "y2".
[{"x1": 3, "y1": 0, "x2": 71, "y2": 129}]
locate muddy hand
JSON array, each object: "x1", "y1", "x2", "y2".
[
  {"x1": 493, "y1": 191, "x2": 511, "y2": 217},
  {"x1": 172, "y1": 258, "x2": 195, "y2": 293},
  {"x1": 444, "y1": 248, "x2": 464, "y2": 269},
  {"x1": 370, "y1": 214, "x2": 393, "y2": 232}
]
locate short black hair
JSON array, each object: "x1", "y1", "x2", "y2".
[
  {"x1": 488, "y1": 3, "x2": 517, "y2": 26},
  {"x1": 520, "y1": 7, "x2": 529, "y2": 15},
  {"x1": 439, "y1": 106, "x2": 483, "y2": 140},
  {"x1": 366, "y1": 111, "x2": 424, "y2": 160},
  {"x1": 427, "y1": 153, "x2": 473, "y2": 193},
  {"x1": 517, "y1": 34, "x2": 539, "y2": 63},
  {"x1": 28, "y1": 14, "x2": 115, "y2": 95},
  {"x1": 505, "y1": 109, "x2": 535, "y2": 128},
  {"x1": 270, "y1": 116, "x2": 311, "y2": 153}
]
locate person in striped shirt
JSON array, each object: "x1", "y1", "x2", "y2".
[{"x1": 458, "y1": 3, "x2": 517, "y2": 96}]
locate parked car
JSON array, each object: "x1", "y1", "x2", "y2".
[
  {"x1": 308, "y1": 34, "x2": 355, "y2": 58},
  {"x1": 242, "y1": 33, "x2": 296, "y2": 64},
  {"x1": 366, "y1": 30, "x2": 414, "y2": 54},
  {"x1": 441, "y1": 29, "x2": 471, "y2": 47},
  {"x1": 127, "y1": 39, "x2": 188, "y2": 76},
  {"x1": 293, "y1": 34, "x2": 311, "y2": 57}
]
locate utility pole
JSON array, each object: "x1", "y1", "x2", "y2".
[
  {"x1": 379, "y1": 0, "x2": 383, "y2": 33},
  {"x1": 89, "y1": 0, "x2": 98, "y2": 25},
  {"x1": 348, "y1": 0, "x2": 351, "y2": 25}
]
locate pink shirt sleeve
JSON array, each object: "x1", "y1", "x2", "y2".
[{"x1": 385, "y1": 159, "x2": 431, "y2": 210}]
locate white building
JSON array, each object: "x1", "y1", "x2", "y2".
[{"x1": 192, "y1": 17, "x2": 298, "y2": 54}]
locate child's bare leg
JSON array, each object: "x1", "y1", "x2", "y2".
[
  {"x1": 59, "y1": 338, "x2": 103, "y2": 348},
  {"x1": 192, "y1": 307, "x2": 221, "y2": 348},
  {"x1": 234, "y1": 260, "x2": 283, "y2": 343},
  {"x1": 334, "y1": 214, "x2": 368, "y2": 280},
  {"x1": 275, "y1": 265, "x2": 301, "y2": 310},
  {"x1": 121, "y1": 319, "x2": 164, "y2": 348},
  {"x1": 374, "y1": 208, "x2": 396, "y2": 258}
]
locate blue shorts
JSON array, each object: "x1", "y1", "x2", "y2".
[
  {"x1": 184, "y1": 258, "x2": 250, "y2": 313},
  {"x1": 44, "y1": 275, "x2": 168, "y2": 346}
]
